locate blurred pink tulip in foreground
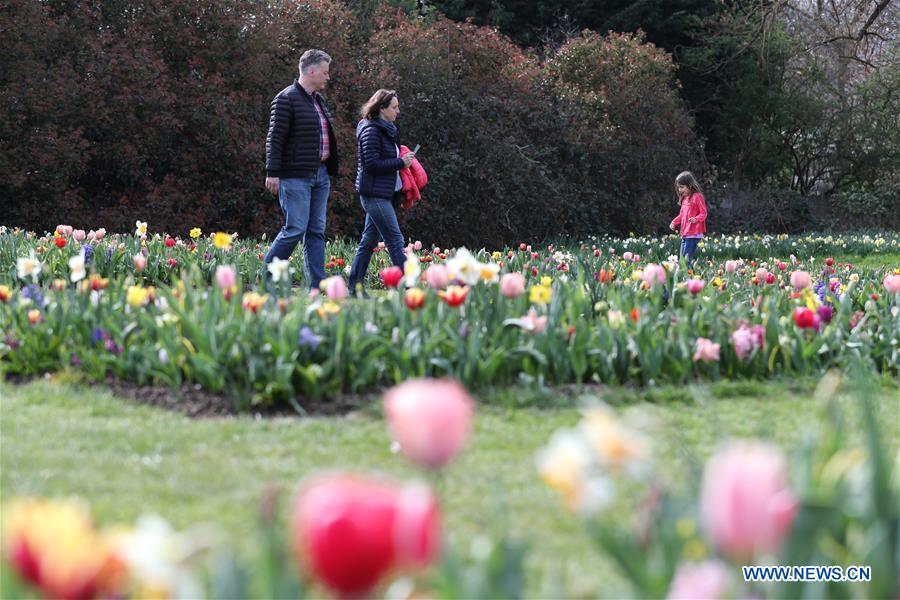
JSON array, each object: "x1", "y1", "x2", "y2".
[
  {"x1": 384, "y1": 378, "x2": 474, "y2": 469},
  {"x1": 700, "y1": 442, "x2": 798, "y2": 560}
]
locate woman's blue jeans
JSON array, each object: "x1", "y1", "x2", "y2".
[{"x1": 348, "y1": 195, "x2": 406, "y2": 289}]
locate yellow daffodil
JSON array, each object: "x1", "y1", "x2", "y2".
[
  {"x1": 126, "y1": 285, "x2": 149, "y2": 308},
  {"x1": 316, "y1": 301, "x2": 341, "y2": 319},
  {"x1": 529, "y1": 284, "x2": 552, "y2": 306},
  {"x1": 580, "y1": 408, "x2": 645, "y2": 469},
  {"x1": 212, "y1": 232, "x2": 232, "y2": 250},
  {"x1": 189, "y1": 228, "x2": 202, "y2": 239}
]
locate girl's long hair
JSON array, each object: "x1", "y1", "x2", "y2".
[
  {"x1": 675, "y1": 171, "x2": 702, "y2": 203},
  {"x1": 360, "y1": 89, "x2": 398, "y2": 120}
]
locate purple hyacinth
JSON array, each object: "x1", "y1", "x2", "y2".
[
  {"x1": 83, "y1": 244, "x2": 94, "y2": 264},
  {"x1": 21, "y1": 284, "x2": 45, "y2": 307},
  {"x1": 298, "y1": 325, "x2": 319, "y2": 352}
]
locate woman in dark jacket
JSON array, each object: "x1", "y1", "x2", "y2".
[{"x1": 347, "y1": 89, "x2": 415, "y2": 295}]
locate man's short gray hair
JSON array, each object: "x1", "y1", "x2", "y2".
[{"x1": 299, "y1": 49, "x2": 332, "y2": 74}]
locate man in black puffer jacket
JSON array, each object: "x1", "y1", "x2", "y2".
[{"x1": 264, "y1": 49, "x2": 340, "y2": 290}]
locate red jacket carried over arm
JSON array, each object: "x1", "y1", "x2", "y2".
[{"x1": 398, "y1": 145, "x2": 428, "y2": 209}]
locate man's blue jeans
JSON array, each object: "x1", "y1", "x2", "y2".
[
  {"x1": 680, "y1": 237, "x2": 700, "y2": 269},
  {"x1": 265, "y1": 165, "x2": 329, "y2": 288},
  {"x1": 348, "y1": 195, "x2": 406, "y2": 289}
]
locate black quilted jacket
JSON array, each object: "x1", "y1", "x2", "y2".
[{"x1": 265, "y1": 80, "x2": 339, "y2": 178}]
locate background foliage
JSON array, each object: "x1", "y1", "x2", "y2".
[{"x1": 1, "y1": 0, "x2": 897, "y2": 243}]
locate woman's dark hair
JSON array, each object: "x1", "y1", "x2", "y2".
[{"x1": 360, "y1": 89, "x2": 398, "y2": 120}]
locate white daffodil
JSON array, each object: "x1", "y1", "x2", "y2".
[
  {"x1": 16, "y1": 254, "x2": 43, "y2": 282},
  {"x1": 403, "y1": 251, "x2": 421, "y2": 288},
  {"x1": 579, "y1": 406, "x2": 648, "y2": 477},
  {"x1": 445, "y1": 247, "x2": 482, "y2": 286},
  {"x1": 135, "y1": 220, "x2": 148, "y2": 236},
  {"x1": 109, "y1": 515, "x2": 212, "y2": 600},
  {"x1": 477, "y1": 261, "x2": 501, "y2": 284},
  {"x1": 68, "y1": 250, "x2": 86, "y2": 282},
  {"x1": 267, "y1": 257, "x2": 292, "y2": 283},
  {"x1": 536, "y1": 428, "x2": 611, "y2": 515}
]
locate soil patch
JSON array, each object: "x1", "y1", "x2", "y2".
[{"x1": 3, "y1": 373, "x2": 380, "y2": 419}]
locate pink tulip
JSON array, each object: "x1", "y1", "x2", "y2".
[
  {"x1": 323, "y1": 276, "x2": 348, "y2": 299},
  {"x1": 425, "y1": 264, "x2": 449, "y2": 290},
  {"x1": 72, "y1": 229, "x2": 86, "y2": 242},
  {"x1": 884, "y1": 274, "x2": 900, "y2": 295},
  {"x1": 725, "y1": 260, "x2": 738, "y2": 273},
  {"x1": 667, "y1": 560, "x2": 730, "y2": 599},
  {"x1": 384, "y1": 378, "x2": 474, "y2": 469},
  {"x1": 790, "y1": 270, "x2": 810, "y2": 290},
  {"x1": 132, "y1": 254, "x2": 147, "y2": 273},
  {"x1": 623, "y1": 251, "x2": 633, "y2": 261},
  {"x1": 700, "y1": 442, "x2": 798, "y2": 560},
  {"x1": 755, "y1": 268, "x2": 766, "y2": 281},
  {"x1": 55, "y1": 224, "x2": 73, "y2": 236},
  {"x1": 642, "y1": 263, "x2": 666, "y2": 287},
  {"x1": 291, "y1": 474, "x2": 441, "y2": 599},
  {"x1": 520, "y1": 308, "x2": 548, "y2": 334},
  {"x1": 413, "y1": 240, "x2": 422, "y2": 251},
  {"x1": 215, "y1": 265, "x2": 236, "y2": 290},
  {"x1": 499, "y1": 272, "x2": 525, "y2": 298},
  {"x1": 94, "y1": 228, "x2": 106, "y2": 241},
  {"x1": 732, "y1": 326, "x2": 753, "y2": 359},
  {"x1": 686, "y1": 279, "x2": 705, "y2": 295},
  {"x1": 633, "y1": 254, "x2": 640, "y2": 263},
  {"x1": 693, "y1": 338, "x2": 720, "y2": 362}
]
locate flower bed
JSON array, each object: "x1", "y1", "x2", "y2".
[{"x1": 1, "y1": 226, "x2": 898, "y2": 408}]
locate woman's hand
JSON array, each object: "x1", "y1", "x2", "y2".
[
  {"x1": 401, "y1": 153, "x2": 414, "y2": 168},
  {"x1": 688, "y1": 217, "x2": 697, "y2": 224}
]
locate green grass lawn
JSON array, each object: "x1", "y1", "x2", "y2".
[{"x1": 2, "y1": 375, "x2": 898, "y2": 597}]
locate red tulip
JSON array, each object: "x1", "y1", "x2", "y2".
[
  {"x1": 384, "y1": 378, "x2": 474, "y2": 469},
  {"x1": 291, "y1": 475, "x2": 441, "y2": 598},
  {"x1": 380, "y1": 266, "x2": 403, "y2": 289},
  {"x1": 793, "y1": 307, "x2": 820, "y2": 331},
  {"x1": 437, "y1": 285, "x2": 469, "y2": 307},
  {"x1": 404, "y1": 288, "x2": 426, "y2": 310},
  {"x1": 765, "y1": 272, "x2": 776, "y2": 285}
]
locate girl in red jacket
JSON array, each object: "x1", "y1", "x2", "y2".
[{"x1": 669, "y1": 171, "x2": 707, "y2": 270}]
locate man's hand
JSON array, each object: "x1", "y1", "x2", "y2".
[{"x1": 265, "y1": 176, "x2": 280, "y2": 195}]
